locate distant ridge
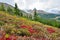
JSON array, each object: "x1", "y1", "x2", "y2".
[
  {"x1": 0, "y1": 2, "x2": 28, "y2": 16},
  {"x1": 0, "y1": 2, "x2": 14, "y2": 10},
  {"x1": 0, "y1": 2, "x2": 14, "y2": 7}
]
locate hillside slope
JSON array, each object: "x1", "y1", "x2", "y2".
[{"x1": 0, "y1": 11, "x2": 60, "y2": 40}]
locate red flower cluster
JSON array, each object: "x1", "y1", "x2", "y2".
[
  {"x1": 0, "y1": 35, "x2": 17, "y2": 40},
  {"x1": 0, "y1": 31, "x2": 17, "y2": 40},
  {"x1": 20, "y1": 25, "x2": 27, "y2": 29},
  {"x1": 47, "y1": 27, "x2": 55, "y2": 34},
  {"x1": 20, "y1": 25, "x2": 35, "y2": 34},
  {"x1": 6, "y1": 35, "x2": 17, "y2": 40},
  {"x1": 28, "y1": 28, "x2": 35, "y2": 33},
  {"x1": 20, "y1": 25, "x2": 32, "y2": 29}
]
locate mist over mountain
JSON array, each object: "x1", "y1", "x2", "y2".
[{"x1": 47, "y1": 9, "x2": 60, "y2": 14}]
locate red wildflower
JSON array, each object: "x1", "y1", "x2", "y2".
[
  {"x1": 20, "y1": 25, "x2": 27, "y2": 29},
  {"x1": 8, "y1": 35, "x2": 17, "y2": 40},
  {"x1": 28, "y1": 28, "x2": 35, "y2": 33},
  {"x1": 6, "y1": 38, "x2": 11, "y2": 40},
  {"x1": 20, "y1": 25, "x2": 35, "y2": 34},
  {"x1": 20, "y1": 25, "x2": 32, "y2": 29},
  {"x1": 47, "y1": 27, "x2": 55, "y2": 34}
]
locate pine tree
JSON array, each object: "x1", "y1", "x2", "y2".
[
  {"x1": 14, "y1": 3, "x2": 20, "y2": 16},
  {"x1": 34, "y1": 8, "x2": 37, "y2": 17},
  {"x1": 33, "y1": 8, "x2": 37, "y2": 21}
]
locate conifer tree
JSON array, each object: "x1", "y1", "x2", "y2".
[
  {"x1": 33, "y1": 8, "x2": 37, "y2": 21},
  {"x1": 14, "y1": 3, "x2": 20, "y2": 16}
]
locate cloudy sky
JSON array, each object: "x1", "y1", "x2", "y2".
[{"x1": 0, "y1": 0, "x2": 60, "y2": 12}]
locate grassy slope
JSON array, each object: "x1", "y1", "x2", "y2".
[{"x1": 0, "y1": 11, "x2": 60, "y2": 40}]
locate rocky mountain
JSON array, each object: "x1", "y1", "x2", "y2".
[
  {"x1": 26, "y1": 9, "x2": 60, "y2": 19},
  {"x1": 0, "y1": 2, "x2": 14, "y2": 10}
]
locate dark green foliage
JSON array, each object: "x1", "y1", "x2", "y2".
[
  {"x1": 7, "y1": 6, "x2": 14, "y2": 14},
  {"x1": 34, "y1": 8, "x2": 37, "y2": 17},
  {"x1": 20, "y1": 12, "x2": 23, "y2": 16},
  {"x1": 36, "y1": 17, "x2": 60, "y2": 28},
  {"x1": 0, "y1": 4, "x2": 5, "y2": 11},
  {"x1": 14, "y1": 3, "x2": 20, "y2": 16},
  {"x1": 14, "y1": 3, "x2": 23, "y2": 17},
  {"x1": 33, "y1": 8, "x2": 38, "y2": 21}
]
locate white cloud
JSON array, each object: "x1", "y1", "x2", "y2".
[
  {"x1": 13, "y1": 0, "x2": 60, "y2": 11},
  {"x1": 28, "y1": 0, "x2": 49, "y2": 10},
  {"x1": 14, "y1": 0, "x2": 26, "y2": 9},
  {"x1": 29, "y1": 2, "x2": 47, "y2": 10},
  {"x1": 44, "y1": 0, "x2": 60, "y2": 12},
  {"x1": 14, "y1": 0, "x2": 19, "y2": 3}
]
